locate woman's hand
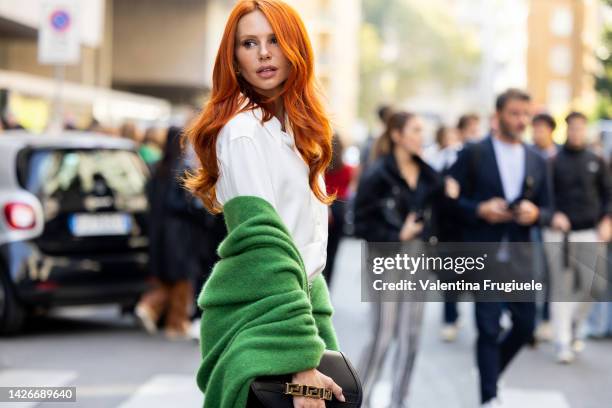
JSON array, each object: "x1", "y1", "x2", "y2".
[
  {"x1": 399, "y1": 213, "x2": 424, "y2": 241},
  {"x1": 291, "y1": 368, "x2": 345, "y2": 407},
  {"x1": 444, "y1": 176, "x2": 460, "y2": 200}
]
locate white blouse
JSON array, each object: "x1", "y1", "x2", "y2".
[{"x1": 215, "y1": 107, "x2": 328, "y2": 281}]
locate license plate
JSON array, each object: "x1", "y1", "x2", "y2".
[{"x1": 69, "y1": 213, "x2": 132, "y2": 237}]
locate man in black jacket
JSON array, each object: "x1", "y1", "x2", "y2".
[
  {"x1": 544, "y1": 111, "x2": 612, "y2": 363},
  {"x1": 449, "y1": 89, "x2": 551, "y2": 406},
  {"x1": 549, "y1": 112, "x2": 612, "y2": 235}
]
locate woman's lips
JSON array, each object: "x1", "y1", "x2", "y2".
[{"x1": 256, "y1": 67, "x2": 278, "y2": 79}]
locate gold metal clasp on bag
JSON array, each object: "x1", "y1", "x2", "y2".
[
  {"x1": 304, "y1": 385, "x2": 324, "y2": 398},
  {"x1": 285, "y1": 383, "x2": 304, "y2": 396},
  {"x1": 284, "y1": 383, "x2": 333, "y2": 401},
  {"x1": 322, "y1": 388, "x2": 333, "y2": 400}
]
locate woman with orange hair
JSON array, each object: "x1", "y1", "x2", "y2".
[{"x1": 184, "y1": 1, "x2": 350, "y2": 407}]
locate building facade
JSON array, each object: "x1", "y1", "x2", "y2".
[
  {"x1": 287, "y1": 0, "x2": 361, "y2": 135},
  {"x1": 0, "y1": 0, "x2": 171, "y2": 131},
  {"x1": 527, "y1": 0, "x2": 601, "y2": 115},
  {"x1": 0, "y1": 0, "x2": 369, "y2": 138}
]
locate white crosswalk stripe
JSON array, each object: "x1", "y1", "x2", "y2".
[
  {"x1": 0, "y1": 369, "x2": 77, "y2": 408},
  {"x1": 117, "y1": 375, "x2": 202, "y2": 408},
  {"x1": 0, "y1": 370, "x2": 203, "y2": 408},
  {"x1": 498, "y1": 389, "x2": 571, "y2": 408}
]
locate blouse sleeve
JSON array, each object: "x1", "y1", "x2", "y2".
[{"x1": 216, "y1": 134, "x2": 277, "y2": 209}]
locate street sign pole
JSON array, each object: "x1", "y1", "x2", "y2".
[
  {"x1": 38, "y1": 0, "x2": 80, "y2": 134},
  {"x1": 50, "y1": 64, "x2": 66, "y2": 134}
]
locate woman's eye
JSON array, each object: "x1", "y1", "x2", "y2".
[
  {"x1": 243, "y1": 40, "x2": 256, "y2": 48},
  {"x1": 270, "y1": 37, "x2": 278, "y2": 44}
]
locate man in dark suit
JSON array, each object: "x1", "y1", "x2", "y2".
[{"x1": 449, "y1": 89, "x2": 551, "y2": 406}]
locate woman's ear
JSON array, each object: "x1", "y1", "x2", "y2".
[{"x1": 390, "y1": 128, "x2": 401, "y2": 145}]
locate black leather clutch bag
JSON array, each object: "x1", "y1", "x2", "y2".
[{"x1": 248, "y1": 350, "x2": 362, "y2": 407}]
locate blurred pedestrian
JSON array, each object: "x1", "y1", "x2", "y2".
[
  {"x1": 435, "y1": 121, "x2": 466, "y2": 343},
  {"x1": 543, "y1": 111, "x2": 612, "y2": 363},
  {"x1": 139, "y1": 127, "x2": 164, "y2": 167},
  {"x1": 120, "y1": 122, "x2": 144, "y2": 145},
  {"x1": 323, "y1": 132, "x2": 355, "y2": 286},
  {"x1": 180, "y1": 143, "x2": 226, "y2": 341},
  {"x1": 457, "y1": 112, "x2": 481, "y2": 143},
  {"x1": 589, "y1": 143, "x2": 612, "y2": 338},
  {"x1": 449, "y1": 89, "x2": 551, "y2": 407},
  {"x1": 86, "y1": 118, "x2": 105, "y2": 133},
  {"x1": 423, "y1": 125, "x2": 460, "y2": 172},
  {"x1": 183, "y1": 1, "x2": 345, "y2": 406},
  {"x1": 186, "y1": 203, "x2": 225, "y2": 341},
  {"x1": 64, "y1": 112, "x2": 77, "y2": 130},
  {"x1": 588, "y1": 302, "x2": 612, "y2": 337},
  {"x1": 2, "y1": 112, "x2": 24, "y2": 130},
  {"x1": 531, "y1": 113, "x2": 559, "y2": 160},
  {"x1": 135, "y1": 126, "x2": 196, "y2": 340},
  {"x1": 361, "y1": 104, "x2": 394, "y2": 171},
  {"x1": 424, "y1": 118, "x2": 479, "y2": 342},
  {"x1": 354, "y1": 111, "x2": 452, "y2": 408},
  {"x1": 529, "y1": 112, "x2": 559, "y2": 344}
]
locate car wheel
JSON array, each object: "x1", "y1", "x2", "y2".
[{"x1": 0, "y1": 266, "x2": 25, "y2": 335}]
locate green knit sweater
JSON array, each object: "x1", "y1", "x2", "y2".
[{"x1": 196, "y1": 195, "x2": 340, "y2": 407}]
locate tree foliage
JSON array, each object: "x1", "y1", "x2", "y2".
[{"x1": 595, "y1": 0, "x2": 612, "y2": 118}]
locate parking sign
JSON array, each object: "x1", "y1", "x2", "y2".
[{"x1": 38, "y1": 0, "x2": 80, "y2": 65}]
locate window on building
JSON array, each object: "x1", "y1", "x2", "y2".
[
  {"x1": 549, "y1": 45, "x2": 572, "y2": 76},
  {"x1": 547, "y1": 80, "x2": 571, "y2": 113},
  {"x1": 550, "y1": 6, "x2": 573, "y2": 37}
]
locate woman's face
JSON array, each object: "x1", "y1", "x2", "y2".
[
  {"x1": 234, "y1": 10, "x2": 291, "y2": 98},
  {"x1": 393, "y1": 117, "x2": 424, "y2": 156}
]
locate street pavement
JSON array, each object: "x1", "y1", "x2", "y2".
[
  {"x1": 331, "y1": 239, "x2": 612, "y2": 408},
  {"x1": 1, "y1": 238, "x2": 611, "y2": 407}
]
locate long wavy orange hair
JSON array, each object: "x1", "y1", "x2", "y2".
[{"x1": 183, "y1": 0, "x2": 334, "y2": 214}]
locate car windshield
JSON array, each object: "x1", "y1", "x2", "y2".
[{"x1": 18, "y1": 148, "x2": 148, "y2": 199}]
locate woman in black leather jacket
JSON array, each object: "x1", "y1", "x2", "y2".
[
  {"x1": 354, "y1": 113, "x2": 444, "y2": 244},
  {"x1": 354, "y1": 111, "x2": 455, "y2": 408}
]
